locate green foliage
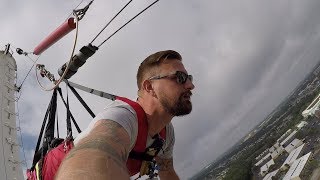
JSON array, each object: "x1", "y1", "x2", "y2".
[
  {"x1": 223, "y1": 161, "x2": 251, "y2": 180},
  {"x1": 220, "y1": 83, "x2": 320, "y2": 180}
]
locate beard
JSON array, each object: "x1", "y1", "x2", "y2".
[{"x1": 160, "y1": 91, "x2": 192, "y2": 116}]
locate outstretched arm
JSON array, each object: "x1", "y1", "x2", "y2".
[
  {"x1": 55, "y1": 120, "x2": 131, "y2": 180},
  {"x1": 156, "y1": 157, "x2": 180, "y2": 180}
]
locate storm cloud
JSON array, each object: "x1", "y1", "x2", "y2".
[{"x1": 2, "y1": 0, "x2": 320, "y2": 179}]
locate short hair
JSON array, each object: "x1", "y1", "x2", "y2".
[{"x1": 137, "y1": 50, "x2": 182, "y2": 90}]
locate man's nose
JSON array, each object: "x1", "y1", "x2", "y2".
[{"x1": 184, "y1": 78, "x2": 195, "y2": 90}]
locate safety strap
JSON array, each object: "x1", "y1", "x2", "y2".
[
  {"x1": 116, "y1": 96, "x2": 166, "y2": 161},
  {"x1": 31, "y1": 87, "x2": 82, "y2": 169},
  {"x1": 66, "y1": 90, "x2": 72, "y2": 136},
  {"x1": 32, "y1": 88, "x2": 57, "y2": 168},
  {"x1": 67, "y1": 82, "x2": 96, "y2": 118},
  {"x1": 57, "y1": 88, "x2": 82, "y2": 134},
  {"x1": 43, "y1": 89, "x2": 58, "y2": 144}
]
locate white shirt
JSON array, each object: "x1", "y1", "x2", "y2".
[{"x1": 74, "y1": 100, "x2": 175, "y2": 159}]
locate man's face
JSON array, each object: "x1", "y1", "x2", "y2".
[{"x1": 151, "y1": 59, "x2": 195, "y2": 116}]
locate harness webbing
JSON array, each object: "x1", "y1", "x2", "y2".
[
  {"x1": 67, "y1": 82, "x2": 96, "y2": 118},
  {"x1": 57, "y1": 88, "x2": 82, "y2": 134},
  {"x1": 32, "y1": 89, "x2": 58, "y2": 168}
]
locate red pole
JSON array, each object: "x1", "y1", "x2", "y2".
[{"x1": 33, "y1": 17, "x2": 76, "y2": 55}]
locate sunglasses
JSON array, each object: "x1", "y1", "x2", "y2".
[{"x1": 149, "y1": 71, "x2": 193, "y2": 84}]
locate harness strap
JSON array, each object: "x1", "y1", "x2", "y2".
[
  {"x1": 44, "y1": 88, "x2": 58, "y2": 143},
  {"x1": 32, "y1": 88, "x2": 57, "y2": 168},
  {"x1": 128, "y1": 151, "x2": 155, "y2": 161},
  {"x1": 67, "y1": 82, "x2": 96, "y2": 118},
  {"x1": 57, "y1": 88, "x2": 82, "y2": 134},
  {"x1": 116, "y1": 96, "x2": 148, "y2": 153}
]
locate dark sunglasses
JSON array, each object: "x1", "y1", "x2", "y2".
[{"x1": 149, "y1": 71, "x2": 193, "y2": 84}]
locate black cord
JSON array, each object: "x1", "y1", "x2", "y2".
[
  {"x1": 16, "y1": 55, "x2": 41, "y2": 94},
  {"x1": 97, "y1": 0, "x2": 159, "y2": 48},
  {"x1": 90, "y1": 0, "x2": 133, "y2": 44}
]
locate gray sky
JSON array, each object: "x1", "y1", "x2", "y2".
[{"x1": 2, "y1": 0, "x2": 320, "y2": 179}]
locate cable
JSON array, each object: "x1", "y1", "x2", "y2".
[
  {"x1": 17, "y1": 55, "x2": 40, "y2": 91},
  {"x1": 16, "y1": 98, "x2": 28, "y2": 168},
  {"x1": 10, "y1": 44, "x2": 35, "y2": 63},
  {"x1": 97, "y1": 0, "x2": 159, "y2": 48},
  {"x1": 14, "y1": 71, "x2": 28, "y2": 168},
  {"x1": 64, "y1": 0, "x2": 85, "y2": 21},
  {"x1": 90, "y1": 0, "x2": 133, "y2": 44},
  {"x1": 36, "y1": 11, "x2": 80, "y2": 91}
]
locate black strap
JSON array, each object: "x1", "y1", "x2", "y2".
[
  {"x1": 57, "y1": 88, "x2": 82, "y2": 133},
  {"x1": 56, "y1": 110, "x2": 59, "y2": 138},
  {"x1": 128, "y1": 151, "x2": 154, "y2": 161},
  {"x1": 32, "y1": 88, "x2": 57, "y2": 168},
  {"x1": 67, "y1": 82, "x2": 96, "y2": 118},
  {"x1": 66, "y1": 90, "x2": 72, "y2": 136},
  {"x1": 43, "y1": 89, "x2": 58, "y2": 143},
  {"x1": 129, "y1": 134, "x2": 164, "y2": 161}
]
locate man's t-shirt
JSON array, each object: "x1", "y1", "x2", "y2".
[{"x1": 74, "y1": 100, "x2": 175, "y2": 159}]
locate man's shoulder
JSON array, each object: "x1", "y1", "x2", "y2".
[{"x1": 97, "y1": 100, "x2": 138, "y2": 118}]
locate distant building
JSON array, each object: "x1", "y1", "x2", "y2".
[
  {"x1": 277, "y1": 129, "x2": 292, "y2": 143},
  {"x1": 281, "y1": 143, "x2": 305, "y2": 170},
  {"x1": 302, "y1": 92, "x2": 320, "y2": 117},
  {"x1": 255, "y1": 149, "x2": 270, "y2": 161},
  {"x1": 260, "y1": 159, "x2": 275, "y2": 177},
  {"x1": 296, "y1": 121, "x2": 308, "y2": 129},
  {"x1": 262, "y1": 169, "x2": 279, "y2": 180},
  {"x1": 255, "y1": 153, "x2": 272, "y2": 167},
  {"x1": 282, "y1": 152, "x2": 312, "y2": 180},
  {"x1": 284, "y1": 139, "x2": 303, "y2": 153},
  {"x1": 280, "y1": 130, "x2": 297, "y2": 148},
  {"x1": 270, "y1": 146, "x2": 284, "y2": 159}
]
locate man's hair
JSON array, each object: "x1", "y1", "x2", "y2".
[{"x1": 137, "y1": 50, "x2": 182, "y2": 90}]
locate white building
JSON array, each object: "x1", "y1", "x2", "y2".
[
  {"x1": 283, "y1": 152, "x2": 312, "y2": 180},
  {"x1": 262, "y1": 169, "x2": 279, "y2": 180},
  {"x1": 284, "y1": 139, "x2": 303, "y2": 153},
  {"x1": 280, "y1": 130, "x2": 297, "y2": 148},
  {"x1": 302, "y1": 92, "x2": 320, "y2": 117},
  {"x1": 277, "y1": 129, "x2": 292, "y2": 143},
  {"x1": 271, "y1": 147, "x2": 284, "y2": 159},
  {"x1": 255, "y1": 153, "x2": 271, "y2": 167},
  {"x1": 281, "y1": 143, "x2": 305, "y2": 170},
  {"x1": 260, "y1": 159, "x2": 275, "y2": 177},
  {"x1": 255, "y1": 149, "x2": 269, "y2": 161},
  {"x1": 0, "y1": 48, "x2": 24, "y2": 179},
  {"x1": 296, "y1": 121, "x2": 308, "y2": 129}
]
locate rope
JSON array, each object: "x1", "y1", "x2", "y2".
[
  {"x1": 16, "y1": 55, "x2": 40, "y2": 95},
  {"x1": 16, "y1": 99, "x2": 28, "y2": 167},
  {"x1": 64, "y1": 0, "x2": 85, "y2": 21},
  {"x1": 90, "y1": 0, "x2": 133, "y2": 44},
  {"x1": 97, "y1": 0, "x2": 159, "y2": 48}
]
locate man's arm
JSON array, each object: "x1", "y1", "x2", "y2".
[
  {"x1": 156, "y1": 157, "x2": 180, "y2": 180},
  {"x1": 55, "y1": 120, "x2": 131, "y2": 180}
]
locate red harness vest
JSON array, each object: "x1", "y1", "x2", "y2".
[{"x1": 116, "y1": 96, "x2": 166, "y2": 176}]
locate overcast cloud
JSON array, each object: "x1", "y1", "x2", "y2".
[{"x1": 2, "y1": 0, "x2": 320, "y2": 179}]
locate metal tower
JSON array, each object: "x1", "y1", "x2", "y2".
[{"x1": 0, "y1": 45, "x2": 24, "y2": 180}]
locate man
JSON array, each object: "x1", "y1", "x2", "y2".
[{"x1": 56, "y1": 50, "x2": 195, "y2": 179}]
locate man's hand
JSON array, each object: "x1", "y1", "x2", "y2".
[
  {"x1": 156, "y1": 157, "x2": 180, "y2": 180},
  {"x1": 55, "y1": 120, "x2": 131, "y2": 180}
]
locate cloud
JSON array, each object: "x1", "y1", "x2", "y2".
[{"x1": 2, "y1": 0, "x2": 320, "y2": 179}]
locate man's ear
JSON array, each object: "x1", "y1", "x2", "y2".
[{"x1": 142, "y1": 80, "x2": 156, "y2": 97}]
